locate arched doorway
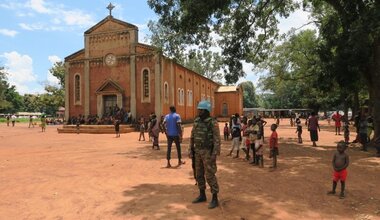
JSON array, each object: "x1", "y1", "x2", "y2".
[{"x1": 222, "y1": 103, "x2": 228, "y2": 117}]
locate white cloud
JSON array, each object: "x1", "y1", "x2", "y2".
[
  {"x1": 19, "y1": 22, "x2": 44, "y2": 31},
  {"x1": 0, "y1": 2, "x2": 24, "y2": 10},
  {"x1": 5, "y1": 1, "x2": 95, "y2": 31},
  {"x1": 0, "y1": 28, "x2": 18, "y2": 37},
  {"x1": 27, "y1": 0, "x2": 52, "y2": 14},
  {"x1": 48, "y1": 55, "x2": 61, "y2": 64},
  {"x1": 1, "y1": 51, "x2": 37, "y2": 94},
  {"x1": 46, "y1": 55, "x2": 61, "y2": 85},
  {"x1": 61, "y1": 10, "x2": 94, "y2": 26}
]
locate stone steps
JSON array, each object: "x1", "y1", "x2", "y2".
[{"x1": 57, "y1": 125, "x2": 135, "y2": 134}]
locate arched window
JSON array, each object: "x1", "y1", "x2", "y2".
[
  {"x1": 178, "y1": 88, "x2": 181, "y2": 105},
  {"x1": 141, "y1": 68, "x2": 150, "y2": 102},
  {"x1": 164, "y1": 82, "x2": 169, "y2": 103},
  {"x1": 74, "y1": 74, "x2": 81, "y2": 104},
  {"x1": 187, "y1": 90, "x2": 193, "y2": 106},
  {"x1": 178, "y1": 88, "x2": 185, "y2": 105}
]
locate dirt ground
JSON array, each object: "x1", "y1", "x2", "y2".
[{"x1": 0, "y1": 119, "x2": 379, "y2": 220}]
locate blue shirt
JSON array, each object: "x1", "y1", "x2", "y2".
[{"x1": 164, "y1": 112, "x2": 182, "y2": 136}]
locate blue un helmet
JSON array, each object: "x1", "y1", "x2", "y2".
[{"x1": 197, "y1": 100, "x2": 211, "y2": 113}]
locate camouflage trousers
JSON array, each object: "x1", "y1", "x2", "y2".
[{"x1": 194, "y1": 149, "x2": 219, "y2": 194}]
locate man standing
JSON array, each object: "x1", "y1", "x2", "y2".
[
  {"x1": 28, "y1": 115, "x2": 34, "y2": 128},
  {"x1": 332, "y1": 111, "x2": 342, "y2": 135},
  {"x1": 163, "y1": 106, "x2": 184, "y2": 168},
  {"x1": 190, "y1": 100, "x2": 221, "y2": 209},
  {"x1": 11, "y1": 114, "x2": 16, "y2": 127},
  {"x1": 308, "y1": 111, "x2": 320, "y2": 147}
]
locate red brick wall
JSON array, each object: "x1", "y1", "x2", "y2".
[{"x1": 68, "y1": 64, "x2": 84, "y2": 117}]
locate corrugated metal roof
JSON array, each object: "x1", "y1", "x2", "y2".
[{"x1": 216, "y1": 86, "x2": 238, "y2": 92}]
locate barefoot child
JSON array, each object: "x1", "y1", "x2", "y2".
[
  {"x1": 269, "y1": 124, "x2": 279, "y2": 168},
  {"x1": 295, "y1": 118, "x2": 302, "y2": 143},
  {"x1": 255, "y1": 129, "x2": 264, "y2": 168},
  {"x1": 139, "y1": 119, "x2": 146, "y2": 141},
  {"x1": 328, "y1": 141, "x2": 349, "y2": 199},
  {"x1": 114, "y1": 119, "x2": 121, "y2": 138},
  {"x1": 223, "y1": 123, "x2": 229, "y2": 141}
]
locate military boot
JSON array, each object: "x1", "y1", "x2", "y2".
[
  {"x1": 192, "y1": 189, "x2": 207, "y2": 203},
  {"x1": 208, "y1": 193, "x2": 219, "y2": 209}
]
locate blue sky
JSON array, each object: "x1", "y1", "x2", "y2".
[{"x1": 0, "y1": 0, "x2": 314, "y2": 95}]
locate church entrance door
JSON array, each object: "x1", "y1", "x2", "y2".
[
  {"x1": 103, "y1": 95, "x2": 117, "y2": 116},
  {"x1": 222, "y1": 103, "x2": 228, "y2": 117}
]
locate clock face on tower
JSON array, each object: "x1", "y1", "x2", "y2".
[{"x1": 105, "y1": 54, "x2": 116, "y2": 66}]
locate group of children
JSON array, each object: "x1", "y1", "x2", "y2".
[
  {"x1": 225, "y1": 114, "x2": 279, "y2": 169},
  {"x1": 223, "y1": 114, "x2": 352, "y2": 199}
]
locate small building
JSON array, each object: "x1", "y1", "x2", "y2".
[{"x1": 64, "y1": 6, "x2": 243, "y2": 121}]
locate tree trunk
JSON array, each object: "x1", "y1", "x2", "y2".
[
  {"x1": 351, "y1": 91, "x2": 359, "y2": 121},
  {"x1": 368, "y1": 37, "x2": 380, "y2": 140},
  {"x1": 343, "y1": 100, "x2": 349, "y2": 120}
]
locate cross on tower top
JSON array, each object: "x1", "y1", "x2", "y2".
[{"x1": 107, "y1": 3, "x2": 115, "y2": 16}]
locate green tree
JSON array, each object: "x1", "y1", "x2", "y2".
[
  {"x1": 148, "y1": 0, "x2": 380, "y2": 139},
  {"x1": 4, "y1": 85, "x2": 24, "y2": 112},
  {"x1": 0, "y1": 67, "x2": 12, "y2": 111},
  {"x1": 258, "y1": 30, "x2": 342, "y2": 112},
  {"x1": 183, "y1": 50, "x2": 224, "y2": 82},
  {"x1": 148, "y1": 0, "x2": 298, "y2": 83},
  {"x1": 239, "y1": 81, "x2": 258, "y2": 108},
  {"x1": 40, "y1": 62, "x2": 65, "y2": 115},
  {"x1": 49, "y1": 61, "x2": 65, "y2": 88},
  {"x1": 0, "y1": 67, "x2": 24, "y2": 113},
  {"x1": 23, "y1": 94, "x2": 42, "y2": 112},
  {"x1": 147, "y1": 20, "x2": 224, "y2": 81}
]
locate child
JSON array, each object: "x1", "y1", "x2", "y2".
[
  {"x1": 227, "y1": 115, "x2": 241, "y2": 157},
  {"x1": 255, "y1": 129, "x2": 264, "y2": 168},
  {"x1": 269, "y1": 124, "x2": 279, "y2": 168},
  {"x1": 138, "y1": 119, "x2": 146, "y2": 141},
  {"x1": 328, "y1": 141, "x2": 349, "y2": 199},
  {"x1": 343, "y1": 117, "x2": 350, "y2": 144},
  {"x1": 223, "y1": 123, "x2": 229, "y2": 141},
  {"x1": 227, "y1": 126, "x2": 241, "y2": 157},
  {"x1": 41, "y1": 115, "x2": 46, "y2": 132},
  {"x1": 114, "y1": 119, "x2": 121, "y2": 138},
  {"x1": 76, "y1": 118, "x2": 80, "y2": 134},
  {"x1": 247, "y1": 119, "x2": 259, "y2": 164},
  {"x1": 237, "y1": 120, "x2": 249, "y2": 159},
  {"x1": 242, "y1": 119, "x2": 252, "y2": 160},
  {"x1": 295, "y1": 118, "x2": 302, "y2": 144}
]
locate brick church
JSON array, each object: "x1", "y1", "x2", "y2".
[{"x1": 64, "y1": 6, "x2": 243, "y2": 122}]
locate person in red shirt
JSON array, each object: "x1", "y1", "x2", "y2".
[
  {"x1": 269, "y1": 124, "x2": 279, "y2": 168},
  {"x1": 332, "y1": 111, "x2": 342, "y2": 135}
]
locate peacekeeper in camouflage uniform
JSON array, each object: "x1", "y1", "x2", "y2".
[{"x1": 189, "y1": 100, "x2": 221, "y2": 209}]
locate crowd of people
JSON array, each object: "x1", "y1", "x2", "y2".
[
  {"x1": 66, "y1": 105, "x2": 133, "y2": 127},
  {"x1": 3, "y1": 104, "x2": 379, "y2": 205}
]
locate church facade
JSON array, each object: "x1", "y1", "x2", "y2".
[{"x1": 64, "y1": 15, "x2": 243, "y2": 122}]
